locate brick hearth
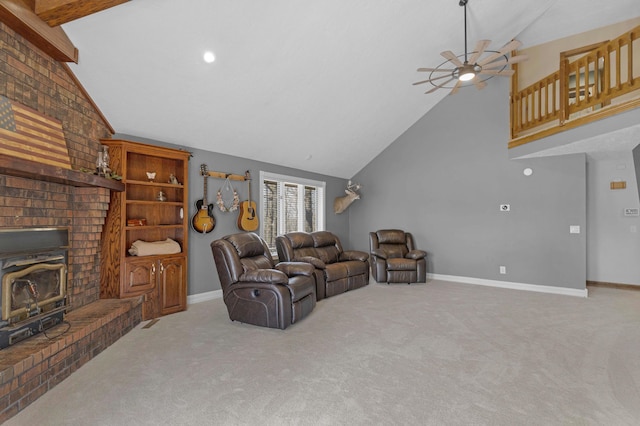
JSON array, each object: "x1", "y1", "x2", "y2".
[{"x1": 0, "y1": 299, "x2": 142, "y2": 423}]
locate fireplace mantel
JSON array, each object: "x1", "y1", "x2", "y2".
[{"x1": 0, "y1": 155, "x2": 124, "y2": 191}]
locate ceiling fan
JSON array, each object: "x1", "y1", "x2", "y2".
[{"x1": 413, "y1": 0, "x2": 528, "y2": 95}]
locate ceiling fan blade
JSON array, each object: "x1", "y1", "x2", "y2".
[
  {"x1": 414, "y1": 73, "x2": 455, "y2": 86},
  {"x1": 476, "y1": 39, "x2": 523, "y2": 66},
  {"x1": 441, "y1": 50, "x2": 464, "y2": 67},
  {"x1": 474, "y1": 79, "x2": 487, "y2": 91},
  {"x1": 505, "y1": 54, "x2": 528, "y2": 65},
  {"x1": 482, "y1": 58, "x2": 508, "y2": 69},
  {"x1": 468, "y1": 40, "x2": 491, "y2": 64},
  {"x1": 412, "y1": 74, "x2": 453, "y2": 86},
  {"x1": 433, "y1": 73, "x2": 456, "y2": 82},
  {"x1": 482, "y1": 55, "x2": 528, "y2": 70},
  {"x1": 480, "y1": 68, "x2": 515, "y2": 76},
  {"x1": 498, "y1": 39, "x2": 522, "y2": 54},
  {"x1": 417, "y1": 67, "x2": 456, "y2": 73},
  {"x1": 425, "y1": 77, "x2": 456, "y2": 94},
  {"x1": 450, "y1": 79, "x2": 463, "y2": 95}
]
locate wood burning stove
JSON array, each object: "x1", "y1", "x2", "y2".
[{"x1": 0, "y1": 228, "x2": 69, "y2": 349}]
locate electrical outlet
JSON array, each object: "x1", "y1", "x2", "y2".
[{"x1": 499, "y1": 266, "x2": 506, "y2": 274}]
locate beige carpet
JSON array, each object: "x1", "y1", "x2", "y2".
[{"x1": 6, "y1": 280, "x2": 640, "y2": 425}]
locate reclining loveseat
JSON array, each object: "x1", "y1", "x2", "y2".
[{"x1": 276, "y1": 231, "x2": 369, "y2": 300}]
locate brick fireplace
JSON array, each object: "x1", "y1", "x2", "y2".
[
  {"x1": 0, "y1": 168, "x2": 143, "y2": 424},
  {"x1": 0, "y1": 21, "x2": 142, "y2": 423}
]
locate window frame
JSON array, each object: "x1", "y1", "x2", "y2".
[{"x1": 259, "y1": 171, "x2": 326, "y2": 253}]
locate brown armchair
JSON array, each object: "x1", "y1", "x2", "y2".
[
  {"x1": 369, "y1": 229, "x2": 427, "y2": 284},
  {"x1": 211, "y1": 232, "x2": 316, "y2": 329}
]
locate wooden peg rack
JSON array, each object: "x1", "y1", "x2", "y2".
[{"x1": 206, "y1": 169, "x2": 251, "y2": 181}]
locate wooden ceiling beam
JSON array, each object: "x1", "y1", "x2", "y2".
[
  {"x1": 0, "y1": 0, "x2": 78, "y2": 62},
  {"x1": 26, "y1": 0, "x2": 129, "y2": 27}
]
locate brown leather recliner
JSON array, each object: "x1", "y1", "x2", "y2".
[
  {"x1": 369, "y1": 229, "x2": 427, "y2": 284},
  {"x1": 276, "y1": 231, "x2": 369, "y2": 300},
  {"x1": 211, "y1": 232, "x2": 316, "y2": 329}
]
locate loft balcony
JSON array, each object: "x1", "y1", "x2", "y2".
[{"x1": 508, "y1": 18, "x2": 639, "y2": 157}]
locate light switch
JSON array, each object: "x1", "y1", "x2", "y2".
[{"x1": 570, "y1": 225, "x2": 580, "y2": 234}]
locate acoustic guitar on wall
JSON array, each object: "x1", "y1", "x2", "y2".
[
  {"x1": 192, "y1": 164, "x2": 215, "y2": 233},
  {"x1": 237, "y1": 171, "x2": 259, "y2": 232}
]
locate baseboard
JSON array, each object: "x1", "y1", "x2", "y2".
[
  {"x1": 187, "y1": 289, "x2": 223, "y2": 304},
  {"x1": 586, "y1": 280, "x2": 640, "y2": 290},
  {"x1": 429, "y1": 273, "x2": 589, "y2": 298},
  {"x1": 187, "y1": 275, "x2": 592, "y2": 303}
]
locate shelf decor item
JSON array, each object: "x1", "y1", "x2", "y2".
[
  {"x1": 96, "y1": 151, "x2": 105, "y2": 176},
  {"x1": 169, "y1": 174, "x2": 180, "y2": 185},
  {"x1": 102, "y1": 145, "x2": 110, "y2": 173},
  {"x1": 127, "y1": 218, "x2": 147, "y2": 227}
]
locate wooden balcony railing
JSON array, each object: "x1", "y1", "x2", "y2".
[{"x1": 510, "y1": 25, "x2": 640, "y2": 148}]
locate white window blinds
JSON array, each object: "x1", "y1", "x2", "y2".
[{"x1": 260, "y1": 172, "x2": 325, "y2": 254}]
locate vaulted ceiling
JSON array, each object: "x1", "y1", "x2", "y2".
[{"x1": 7, "y1": 0, "x2": 640, "y2": 178}]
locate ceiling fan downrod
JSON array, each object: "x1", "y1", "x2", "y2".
[
  {"x1": 457, "y1": 0, "x2": 476, "y2": 81},
  {"x1": 460, "y1": 0, "x2": 469, "y2": 64}
]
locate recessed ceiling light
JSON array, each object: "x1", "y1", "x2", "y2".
[{"x1": 203, "y1": 51, "x2": 215, "y2": 63}]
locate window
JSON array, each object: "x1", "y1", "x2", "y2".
[{"x1": 260, "y1": 171, "x2": 325, "y2": 254}]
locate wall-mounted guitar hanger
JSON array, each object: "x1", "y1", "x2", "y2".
[{"x1": 206, "y1": 169, "x2": 248, "y2": 181}]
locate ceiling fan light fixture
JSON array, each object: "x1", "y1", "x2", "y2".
[{"x1": 458, "y1": 63, "x2": 476, "y2": 81}]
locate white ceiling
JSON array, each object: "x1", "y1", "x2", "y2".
[{"x1": 62, "y1": 0, "x2": 640, "y2": 178}]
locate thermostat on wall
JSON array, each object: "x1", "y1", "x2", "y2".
[{"x1": 624, "y1": 208, "x2": 639, "y2": 217}]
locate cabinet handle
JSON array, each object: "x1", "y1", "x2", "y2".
[
  {"x1": 160, "y1": 263, "x2": 164, "y2": 274},
  {"x1": 151, "y1": 263, "x2": 156, "y2": 274}
]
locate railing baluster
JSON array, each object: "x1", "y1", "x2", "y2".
[
  {"x1": 628, "y1": 33, "x2": 634, "y2": 87},
  {"x1": 536, "y1": 81, "x2": 542, "y2": 123},
  {"x1": 604, "y1": 46, "x2": 611, "y2": 97},
  {"x1": 552, "y1": 77, "x2": 556, "y2": 115},
  {"x1": 616, "y1": 40, "x2": 622, "y2": 89}
]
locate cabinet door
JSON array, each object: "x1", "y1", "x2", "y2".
[
  {"x1": 160, "y1": 256, "x2": 186, "y2": 315},
  {"x1": 123, "y1": 257, "x2": 157, "y2": 296}
]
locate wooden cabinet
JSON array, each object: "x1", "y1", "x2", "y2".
[
  {"x1": 158, "y1": 256, "x2": 186, "y2": 315},
  {"x1": 100, "y1": 139, "x2": 190, "y2": 320}
]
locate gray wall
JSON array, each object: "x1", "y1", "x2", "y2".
[
  {"x1": 116, "y1": 76, "x2": 640, "y2": 295},
  {"x1": 115, "y1": 134, "x2": 350, "y2": 296},
  {"x1": 348, "y1": 78, "x2": 588, "y2": 290},
  {"x1": 586, "y1": 152, "x2": 640, "y2": 285},
  {"x1": 635, "y1": 144, "x2": 640, "y2": 201}
]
